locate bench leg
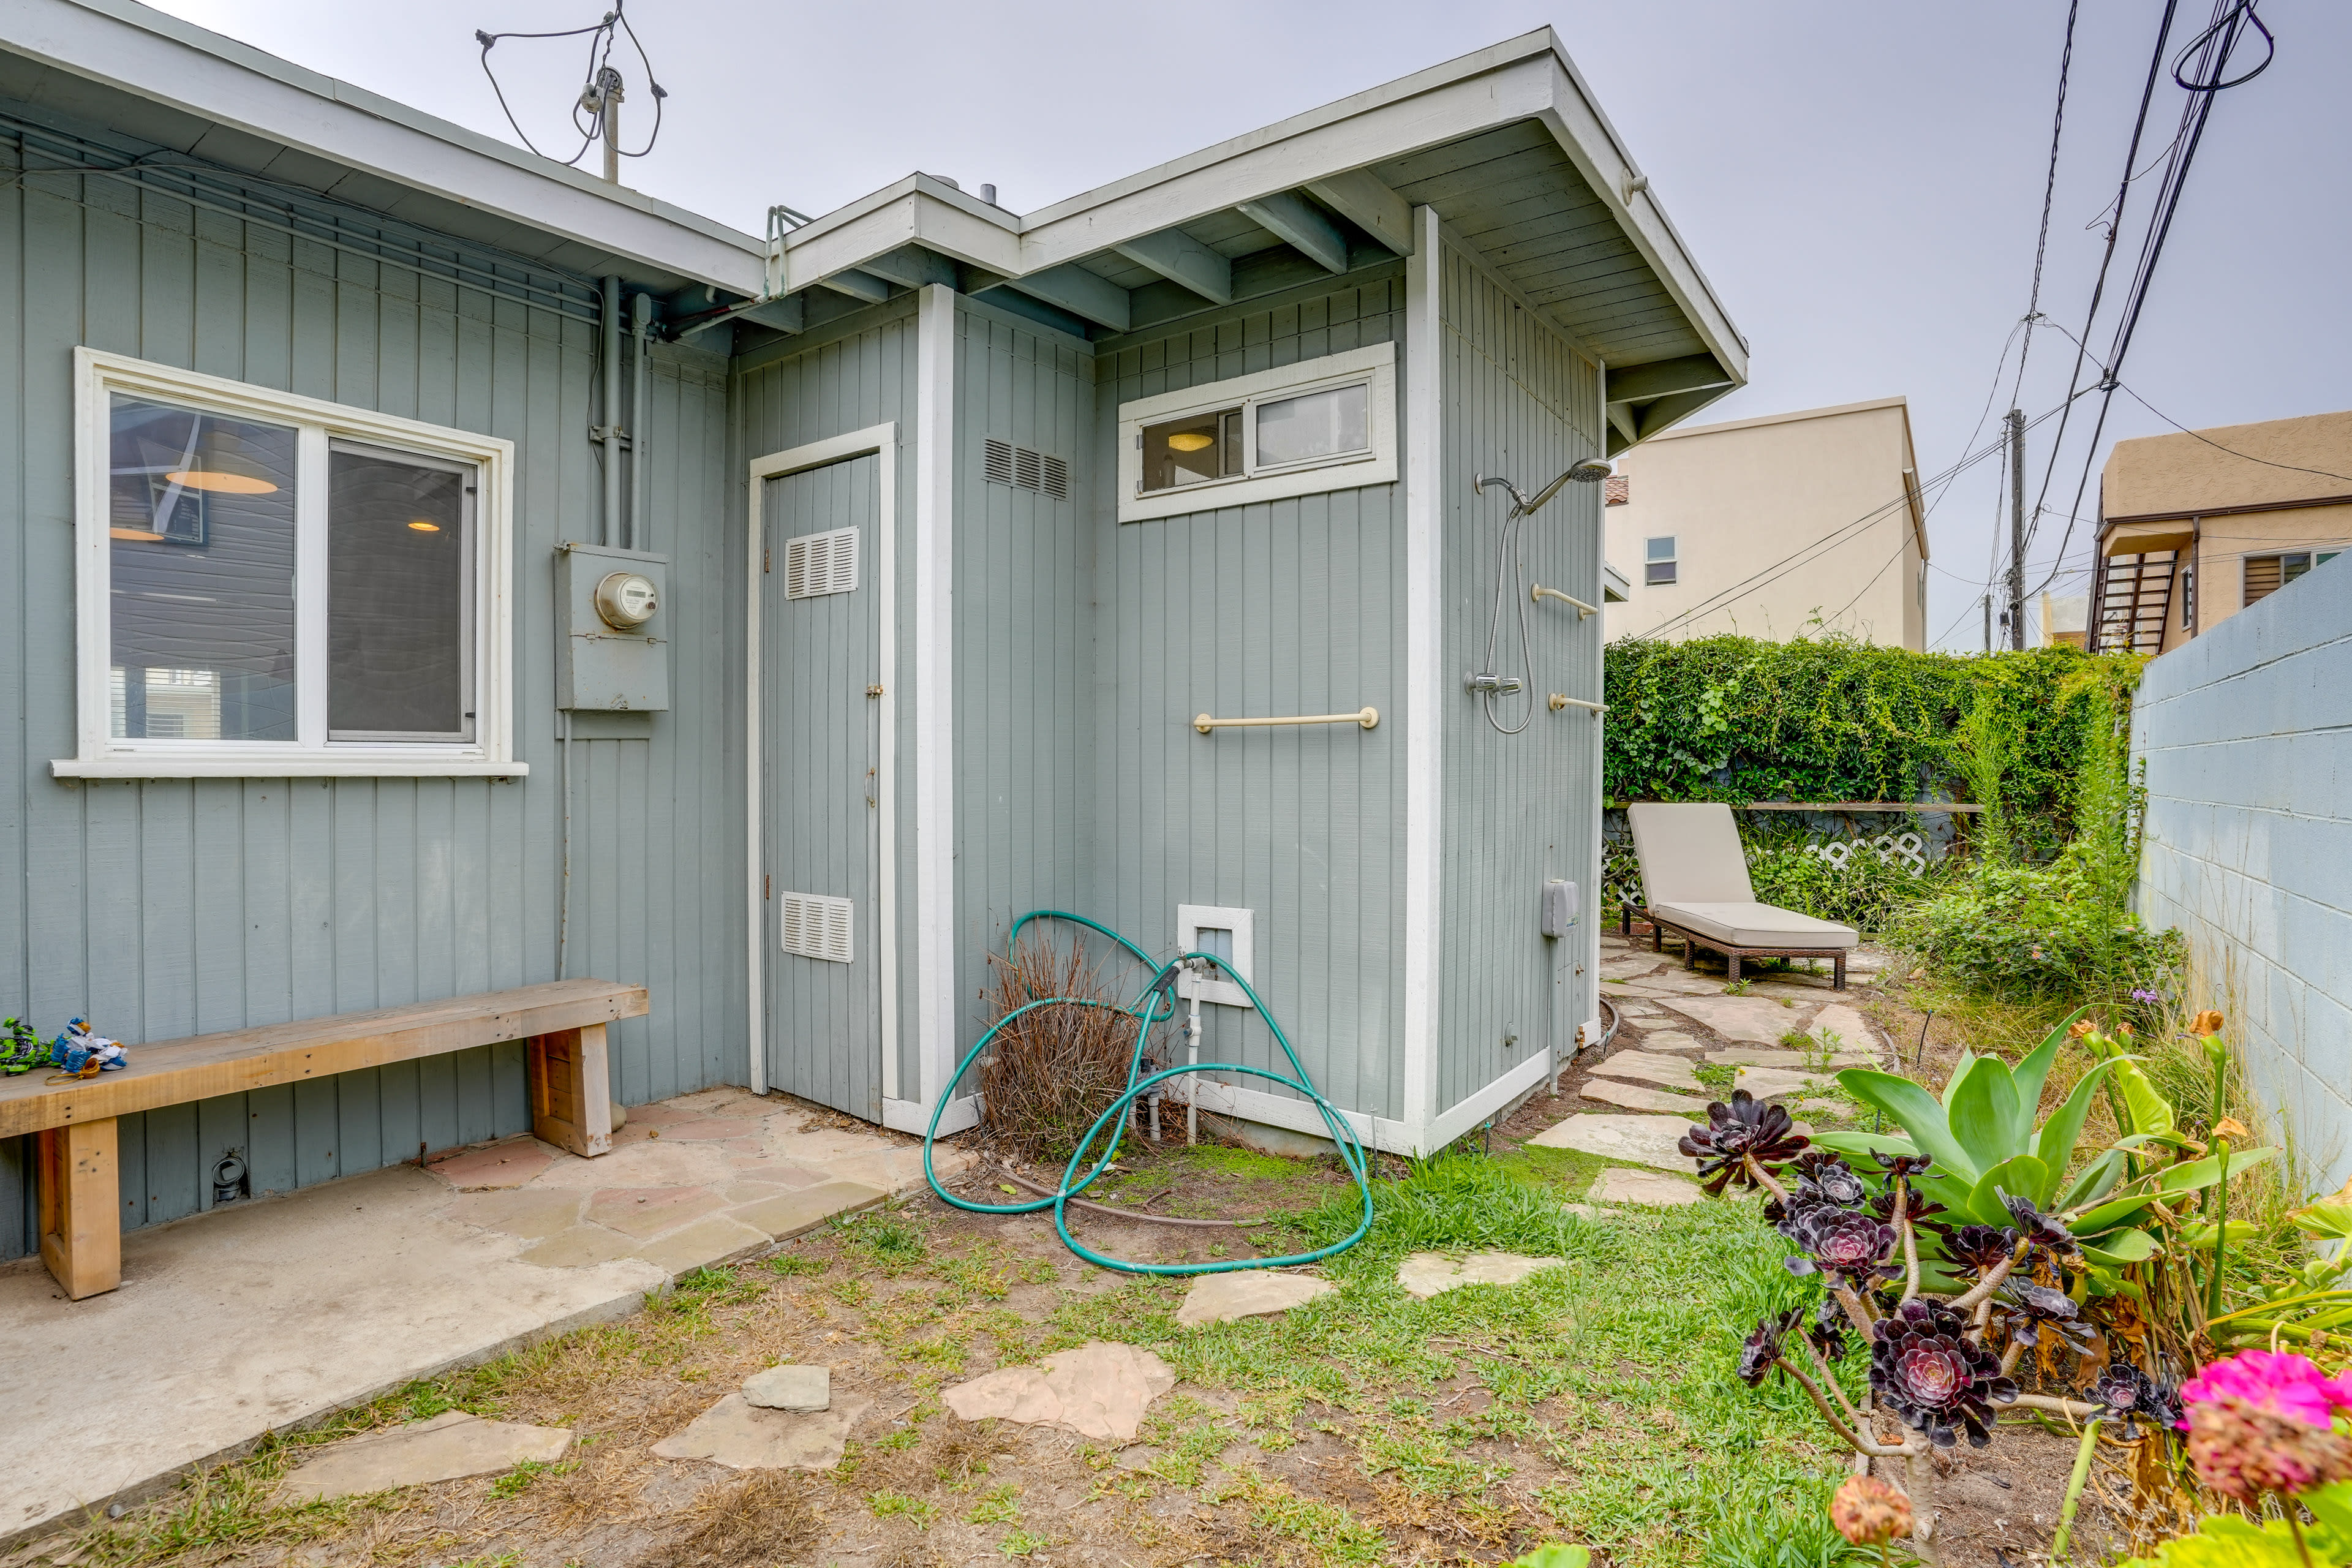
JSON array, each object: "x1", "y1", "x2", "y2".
[
  {"x1": 1834, "y1": 952, "x2": 1847, "y2": 991},
  {"x1": 1726, "y1": 951, "x2": 1743, "y2": 985},
  {"x1": 37, "y1": 1118, "x2": 122, "y2": 1300},
  {"x1": 529, "y1": 1023, "x2": 615, "y2": 1159}
]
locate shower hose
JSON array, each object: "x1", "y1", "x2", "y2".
[{"x1": 922, "y1": 910, "x2": 1374, "y2": 1276}]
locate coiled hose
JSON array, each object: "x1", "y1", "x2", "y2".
[{"x1": 922, "y1": 911, "x2": 1374, "y2": 1276}]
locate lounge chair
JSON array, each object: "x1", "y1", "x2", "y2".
[{"x1": 1622, "y1": 802, "x2": 1857, "y2": 989}]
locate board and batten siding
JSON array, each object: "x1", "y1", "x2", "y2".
[
  {"x1": 1434, "y1": 237, "x2": 1605, "y2": 1117},
  {"x1": 0, "y1": 156, "x2": 741, "y2": 1260},
  {"x1": 732, "y1": 299, "x2": 925, "y2": 1101},
  {"x1": 949, "y1": 297, "x2": 1098, "y2": 1051},
  {"x1": 1086, "y1": 266, "x2": 1411, "y2": 1126}
]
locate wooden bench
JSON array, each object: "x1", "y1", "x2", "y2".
[{"x1": 0, "y1": 979, "x2": 648, "y2": 1301}]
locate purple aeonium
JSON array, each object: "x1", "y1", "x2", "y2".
[
  {"x1": 1787, "y1": 1205, "x2": 1901, "y2": 1286},
  {"x1": 1808, "y1": 1292, "x2": 1852, "y2": 1361},
  {"x1": 2092, "y1": 1360, "x2": 2182, "y2": 1437},
  {"x1": 1740, "y1": 1307, "x2": 1804, "y2": 1387},
  {"x1": 2000, "y1": 1190, "x2": 2079, "y2": 1254},
  {"x1": 1791, "y1": 1150, "x2": 1871, "y2": 1209},
  {"x1": 1873, "y1": 1152, "x2": 1934, "y2": 1182},
  {"x1": 1680, "y1": 1089, "x2": 1810, "y2": 1195},
  {"x1": 1996, "y1": 1281, "x2": 2098, "y2": 1359},
  {"x1": 1869, "y1": 1298, "x2": 2019, "y2": 1449},
  {"x1": 1932, "y1": 1223, "x2": 2021, "y2": 1274}
]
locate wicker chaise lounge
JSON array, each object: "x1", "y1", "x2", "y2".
[{"x1": 1623, "y1": 802, "x2": 1858, "y2": 989}]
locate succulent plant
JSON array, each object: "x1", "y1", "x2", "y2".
[
  {"x1": 1872, "y1": 1151, "x2": 1934, "y2": 1182},
  {"x1": 1869, "y1": 1298, "x2": 2018, "y2": 1449},
  {"x1": 1996, "y1": 1280, "x2": 2098, "y2": 1358},
  {"x1": 2000, "y1": 1190, "x2": 2079, "y2": 1254},
  {"x1": 1739, "y1": 1308, "x2": 1803, "y2": 1387},
  {"x1": 1787, "y1": 1204, "x2": 1901, "y2": 1286},
  {"x1": 1869, "y1": 1184, "x2": 1947, "y2": 1227},
  {"x1": 1792, "y1": 1150, "x2": 1869, "y2": 1208},
  {"x1": 1932, "y1": 1223, "x2": 2020, "y2": 1273},
  {"x1": 1807, "y1": 1292, "x2": 1852, "y2": 1361},
  {"x1": 2090, "y1": 1359, "x2": 2182, "y2": 1436},
  {"x1": 1680, "y1": 1089, "x2": 1809, "y2": 1195}
]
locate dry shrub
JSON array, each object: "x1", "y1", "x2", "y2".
[
  {"x1": 978, "y1": 936, "x2": 1148, "y2": 1162},
  {"x1": 632, "y1": 1470, "x2": 821, "y2": 1567}
]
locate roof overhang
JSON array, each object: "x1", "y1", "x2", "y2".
[
  {"x1": 776, "y1": 27, "x2": 1746, "y2": 424},
  {"x1": 0, "y1": 0, "x2": 767, "y2": 296}
]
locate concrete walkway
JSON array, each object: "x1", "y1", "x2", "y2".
[{"x1": 0, "y1": 1085, "x2": 966, "y2": 1545}]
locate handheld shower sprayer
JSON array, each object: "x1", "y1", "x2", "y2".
[{"x1": 1464, "y1": 459, "x2": 1613, "y2": 733}]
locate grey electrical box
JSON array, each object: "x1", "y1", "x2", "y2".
[
  {"x1": 556, "y1": 541, "x2": 669, "y2": 713},
  {"x1": 1540, "y1": 879, "x2": 1578, "y2": 938}
]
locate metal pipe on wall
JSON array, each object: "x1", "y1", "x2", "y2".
[
  {"x1": 600, "y1": 274, "x2": 623, "y2": 547},
  {"x1": 630, "y1": 292, "x2": 655, "y2": 551}
]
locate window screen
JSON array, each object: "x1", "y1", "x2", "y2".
[
  {"x1": 107, "y1": 396, "x2": 299, "y2": 741},
  {"x1": 1254, "y1": 383, "x2": 1368, "y2": 468},
  {"x1": 1140, "y1": 408, "x2": 1242, "y2": 493},
  {"x1": 328, "y1": 445, "x2": 472, "y2": 737}
]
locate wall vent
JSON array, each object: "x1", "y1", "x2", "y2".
[
  {"x1": 984, "y1": 439, "x2": 1069, "y2": 501},
  {"x1": 780, "y1": 892, "x2": 855, "y2": 963},
  {"x1": 783, "y1": 527, "x2": 859, "y2": 599}
]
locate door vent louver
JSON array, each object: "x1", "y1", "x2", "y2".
[
  {"x1": 782, "y1": 526, "x2": 859, "y2": 599},
  {"x1": 780, "y1": 892, "x2": 855, "y2": 963},
  {"x1": 983, "y1": 439, "x2": 1069, "y2": 501}
]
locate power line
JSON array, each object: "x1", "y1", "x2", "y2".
[
  {"x1": 2014, "y1": 0, "x2": 2080, "y2": 398},
  {"x1": 477, "y1": 2, "x2": 668, "y2": 173}
]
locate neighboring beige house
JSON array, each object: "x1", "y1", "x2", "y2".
[
  {"x1": 2094, "y1": 409, "x2": 2351, "y2": 654},
  {"x1": 2040, "y1": 592, "x2": 2088, "y2": 649},
  {"x1": 1602, "y1": 396, "x2": 1929, "y2": 648}
]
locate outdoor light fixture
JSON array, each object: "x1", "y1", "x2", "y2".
[{"x1": 1166, "y1": 431, "x2": 1216, "y2": 453}]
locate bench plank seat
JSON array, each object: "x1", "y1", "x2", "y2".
[{"x1": 1, "y1": 979, "x2": 649, "y2": 1300}]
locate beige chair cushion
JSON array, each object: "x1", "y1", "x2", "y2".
[
  {"x1": 1652, "y1": 901, "x2": 1858, "y2": 951},
  {"x1": 1626, "y1": 802, "x2": 1755, "y2": 907}
]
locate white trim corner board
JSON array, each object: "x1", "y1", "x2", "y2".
[
  {"x1": 912, "y1": 283, "x2": 957, "y2": 1112},
  {"x1": 1400, "y1": 203, "x2": 1442, "y2": 1150}
]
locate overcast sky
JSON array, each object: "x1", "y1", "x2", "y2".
[{"x1": 145, "y1": 0, "x2": 2352, "y2": 650}]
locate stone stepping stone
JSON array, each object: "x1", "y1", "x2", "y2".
[
  {"x1": 653, "y1": 1393, "x2": 872, "y2": 1471},
  {"x1": 1612, "y1": 971, "x2": 1734, "y2": 997},
  {"x1": 1175, "y1": 1271, "x2": 1335, "y2": 1327},
  {"x1": 1525, "y1": 1114, "x2": 1693, "y2": 1172},
  {"x1": 1733, "y1": 1064, "x2": 1835, "y2": 1100},
  {"x1": 1629, "y1": 1028, "x2": 1701, "y2": 1052},
  {"x1": 745, "y1": 1365, "x2": 830, "y2": 1412},
  {"x1": 1587, "y1": 1050, "x2": 1706, "y2": 1091},
  {"x1": 728, "y1": 1179, "x2": 887, "y2": 1240},
  {"x1": 1588, "y1": 1169, "x2": 1702, "y2": 1207},
  {"x1": 1705, "y1": 1046, "x2": 1874, "y2": 1069},
  {"x1": 943, "y1": 1343, "x2": 1175, "y2": 1444},
  {"x1": 280, "y1": 1411, "x2": 571, "y2": 1501},
  {"x1": 1396, "y1": 1252, "x2": 1566, "y2": 1299},
  {"x1": 1809, "y1": 1005, "x2": 1880, "y2": 1055},
  {"x1": 1599, "y1": 956, "x2": 1660, "y2": 979},
  {"x1": 1579, "y1": 1078, "x2": 1708, "y2": 1115},
  {"x1": 1655, "y1": 996, "x2": 1801, "y2": 1046}
]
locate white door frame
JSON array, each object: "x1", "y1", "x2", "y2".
[{"x1": 745, "y1": 424, "x2": 899, "y2": 1107}]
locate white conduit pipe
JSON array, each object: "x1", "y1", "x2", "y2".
[{"x1": 600, "y1": 275, "x2": 622, "y2": 547}]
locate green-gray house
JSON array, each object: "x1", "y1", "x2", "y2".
[{"x1": 0, "y1": 1, "x2": 1746, "y2": 1262}]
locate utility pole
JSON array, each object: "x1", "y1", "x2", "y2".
[
  {"x1": 2007, "y1": 407, "x2": 2027, "y2": 650},
  {"x1": 583, "y1": 66, "x2": 625, "y2": 184},
  {"x1": 1982, "y1": 593, "x2": 1992, "y2": 653}
]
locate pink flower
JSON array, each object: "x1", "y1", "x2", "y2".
[{"x1": 2177, "y1": 1351, "x2": 2352, "y2": 1431}]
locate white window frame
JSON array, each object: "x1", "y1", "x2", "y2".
[
  {"x1": 1117, "y1": 342, "x2": 1397, "y2": 524},
  {"x1": 59, "y1": 348, "x2": 519, "y2": 778}
]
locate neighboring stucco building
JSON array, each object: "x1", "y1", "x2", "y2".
[
  {"x1": 2040, "y1": 593, "x2": 2087, "y2": 649},
  {"x1": 1602, "y1": 396, "x2": 1928, "y2": 647},
  {"x1": 2092, "y1": 410, "x2": 2351, "y2": 655}
]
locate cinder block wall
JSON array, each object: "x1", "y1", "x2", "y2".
[{"x1": 2132, "y1": 554, "x2": 2352, "y2": 1195}]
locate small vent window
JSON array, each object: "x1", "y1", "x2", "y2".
[
  {"x1": 780, "y1": 891, "x2": 855, "y2": 963},
  {"x1": 1604, "y1": 475, "x2": 1629, "y2": 507},
  {"x1": 983, "y1": 439, "x2": 1069, "y2": 500},
  {"x1": 1645, "y1": 535, "x2": 1678, "y2": 586},
  {"x1": 783, "y1": 527, "x2": 859, "y2": 600}
]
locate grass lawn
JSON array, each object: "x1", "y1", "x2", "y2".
[{"x1": 61, "y1": 1144, "x2": 1875, "y2": 1568}]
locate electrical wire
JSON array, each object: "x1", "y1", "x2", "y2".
[
  {"x1": 2015, "y1": 0, "x2": 2080, "y2": 396},
  {"x1": 477, "y1": 1, "x2": 666, "y2": 170}
]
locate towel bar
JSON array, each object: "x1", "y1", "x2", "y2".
[
  {"x1": 1194, "y1": 707, "x2": 1378, "y2": 734},
  {"x1": 1547, "y1": 695, "x2": 1607, "y2": 713},
  {"x1": 1531, "y1": 584, "x2": 1598, "y2": 617}
]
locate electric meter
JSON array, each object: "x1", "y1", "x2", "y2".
[{"x1": 595, "y1": 570, "x2": 659, "y2": 629}]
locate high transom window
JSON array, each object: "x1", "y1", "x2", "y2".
[
  {"x1": 1117, "y1": 343, "x2": 1396, "y2": 523},
  {"x1": 64, "y1": 349, "x2": 517, "y2": 778}
]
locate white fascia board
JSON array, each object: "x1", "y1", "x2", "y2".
[
  {"x1": 1531, "y1": 52, "x2": 1747, "y2": 385},
  {"x1": 780, "y1": 184, "x2": 1023, "y2": 295},
  {"x1": 6, "y1": 0, "x2": 765, "y2": 292}
]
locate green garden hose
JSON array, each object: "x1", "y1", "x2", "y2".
[{"x1": 922, "y1": 910, "x2": 1375, "y2": 1275}]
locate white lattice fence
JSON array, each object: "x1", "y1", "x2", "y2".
[{"x1": 1803, "y1": 831, "x2": 1928, "y2": 876}]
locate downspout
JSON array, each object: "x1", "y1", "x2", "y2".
[
  {"x1": 600, "y1": 274, "x2": 623, "y2": 546},
  {"x1": 631, "y1": 292, "x2": 655, "y2": 551}
]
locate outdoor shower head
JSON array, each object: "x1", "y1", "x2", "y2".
[{"x1": 1474, "y1": 458, "x2": 1615, "y2": 518}]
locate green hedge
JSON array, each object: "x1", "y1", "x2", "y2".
[{"x1": 1602, "y1": 637, "x2": 2143, "y2": 857}]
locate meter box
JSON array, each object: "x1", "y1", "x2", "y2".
[{"x1": 557, "y1": 541, "x2": 669, "y2": 712}]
